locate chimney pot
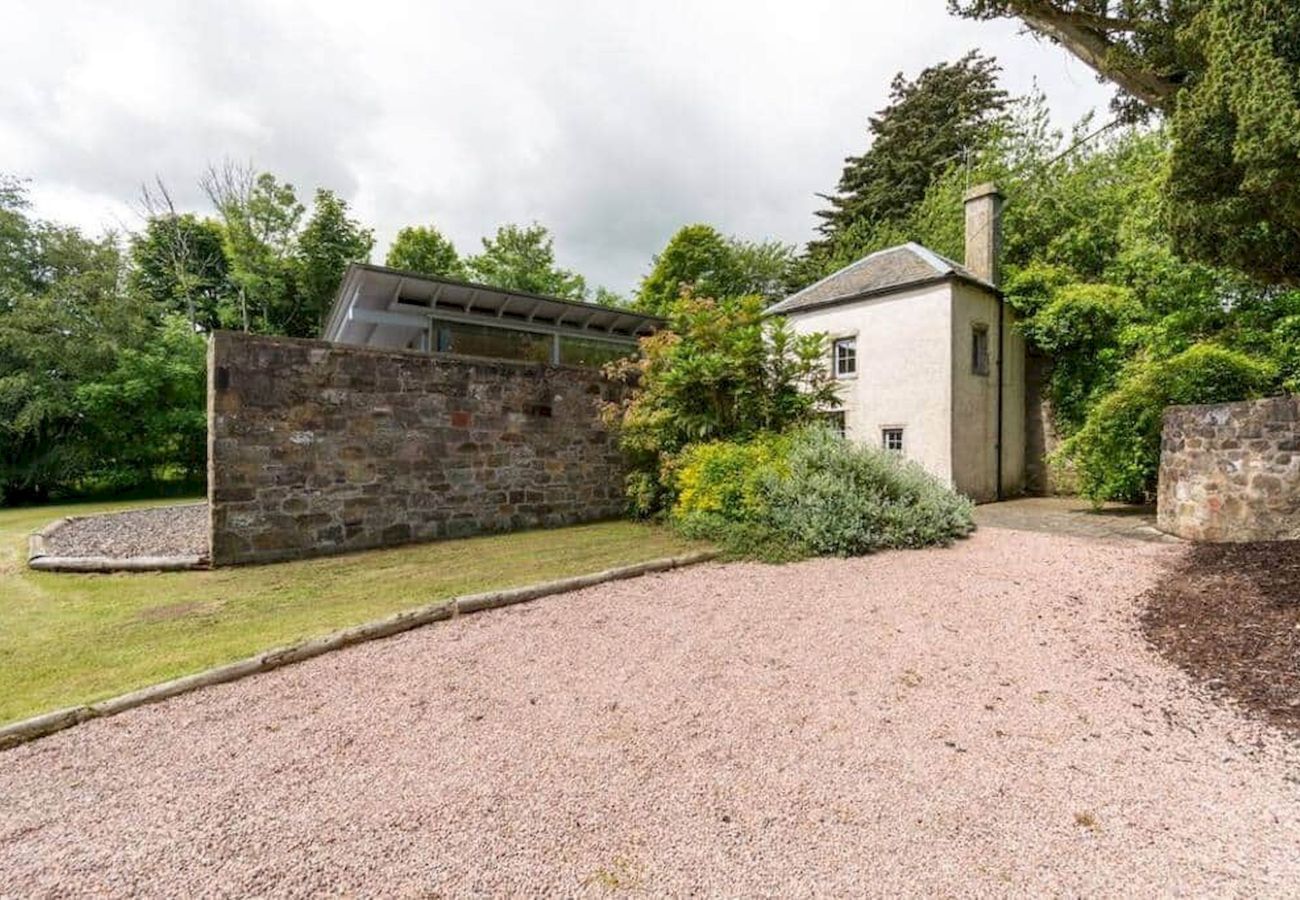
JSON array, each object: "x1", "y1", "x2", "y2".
[{"x1": 963, "y1": 182, "x2": 1003, "y2": 288}]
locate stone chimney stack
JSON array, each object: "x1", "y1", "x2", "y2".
[{"x1": 963, "y1": 182, "x2": 1003, "y2": 288}]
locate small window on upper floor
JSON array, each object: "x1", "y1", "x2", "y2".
[
  {"x1": 882, "y1": 427, "x2": 904, "y2": 453},
  {"x1": 972, "y1": 324, "x2": 990, "y2": 376},
  {"x1": 833, "y1": 337, "x2": 857, "y2": 378}
]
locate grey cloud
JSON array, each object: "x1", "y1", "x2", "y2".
[{"x1": 2, "y1": 0, "x2": 1113, "y2": 295}]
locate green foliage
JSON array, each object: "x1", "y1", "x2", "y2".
[
  {"x1": 603, "y1": 292, "x2": 839, "y2": 517},
  {"x1": 295, "y1": 189, "x2": 374, "y2": 335},
  {"x1": 634, "y1": 224, "x2": 796, "y2": 314},
  {"x1": 385, "y1": 224, "x2": 465, "y2": 279},
  {"x1": 947, "y1": 1, "x2": 1190, "y2": 118},
  {"x1": 0, "y1": 175, "x2": 38, "y2": 304},
  {"x1": 73, "y1": 315, "x2": 208, "y2": 492},
  {"x1": 1062, "y1": 344, "x2": 1277, "y2": 503},
  {"x1": 0, "y1": 179, "x2": 211, "y2": 502},
  {"x1": 129, "y1": 214, "x2": 233, "y2": 331},
  {"x1": 952, "y1": 0, "x2": 1300, "y2": 285},
  {"x1": 813, "y1": 51, "x2": 1009, "y2": 253},
  {"x1": 0, "y1": 215, "x2": 150, "y2": 501},
  {"x1": 203, "y1": 167, "x2": 306, "y2": 334},
  {"x1": 672, "y1": 433, "x2": 789, "y2": 522},
  {"x1": 1167, "y1": 0, "x2": 1300, "y2": 285},
  {"x1": 671, "y1": 428, "x2": 974, "y2": 561},
  {"x1": 1018, "y1": 280, "x2": 1144, "y2": 431},
  {"x1": 465, "y1": 223, "x2": 586, "y2": 299}
]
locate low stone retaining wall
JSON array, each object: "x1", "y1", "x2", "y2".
[
  {"x1": 1157, "y1": 396, "x2": 1299, "y2": 541},
  {"x1": 208, "y1": 332, "x2": 628, "y2": 566}
]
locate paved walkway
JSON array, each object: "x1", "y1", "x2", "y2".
[
  {"x1": 975, "y1": 496, "x2": 1180, "y2": 543},
  {"x1": 1, "y1": 529, "x2": 1294, "y2": 896}
]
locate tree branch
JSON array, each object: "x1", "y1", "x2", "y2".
[{"x1": 1001, "y1": 1, "x2": 1183, "y2": 110}]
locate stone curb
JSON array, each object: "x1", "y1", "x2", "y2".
[
  {"x1": 27, "y1": 513, "x2": 209, "y2": 573},
  {"x1": 28, "y1": 555, "x2": 209, "y2": 572},
  {"x1": 27, "y1": 515, "x2": 70, "y2": 563},
  {"x1": 0, "y1": 549, "x2": 718, "y2": 751}
]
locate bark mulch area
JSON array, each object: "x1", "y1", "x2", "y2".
[{"x1": 1143, "y1": 540, "x2": 1300, "y2": 734}]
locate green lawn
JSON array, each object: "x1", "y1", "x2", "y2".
[{"x1": 0, "y1": 497, "x2": 706, "y2": 726}]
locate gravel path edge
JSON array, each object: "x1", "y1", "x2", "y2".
[{"x1": 0, "y1": 549, "x2": 719, "y2": 752}]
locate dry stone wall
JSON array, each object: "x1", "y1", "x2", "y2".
[
  {"x1": 208, "y1": 332, "x2": 628, "y2": 566},
  {"x1": 1157, "y1": 396, "x2": 1299, "y2": 542}
]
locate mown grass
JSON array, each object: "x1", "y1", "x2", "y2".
[{"x1": 0, "y1": 497, "x2": 706, "y2": 725}]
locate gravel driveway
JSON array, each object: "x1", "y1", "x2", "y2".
[{"x1": 3, "y1": 529, "x2": 1298, "y2": 896}]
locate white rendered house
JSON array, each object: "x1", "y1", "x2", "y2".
[{"x1": 768, "y1": 184, "x2": 1025, "y2": 502}]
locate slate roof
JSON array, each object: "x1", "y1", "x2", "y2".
[{"x1": 767, "y1": 242, "x2": 996, "y2": 316}]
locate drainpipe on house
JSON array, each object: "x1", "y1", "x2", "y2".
[{"x1": 963, "y1": 183, "x2": 1005, "y2": 501}]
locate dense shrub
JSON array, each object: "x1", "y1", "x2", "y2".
[
  {"x1": 671, "y1": 427, "x2": 974, "y2": 561},
  {"x1": 672, "y1": 433, "x2": 789, "y2": 522},
  {"x1": 1061, "y1": 344, "x2": 1277, "y2": 503},
  {"x1": 603, "y1": 292, "x2": 838, "y2": 517}
]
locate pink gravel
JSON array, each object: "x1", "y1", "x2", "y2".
[{"x1": 2, "y1": 529, "x2": 1298, "y2": 896}]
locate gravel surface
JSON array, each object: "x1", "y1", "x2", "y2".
[
  {"x1": 43, "y1": 503, "x2": 208, "y2": 560},
  {"x1": 3, "y1": 529, "x2": 1299, "y2": 896}
]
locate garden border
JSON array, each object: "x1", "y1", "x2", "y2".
[
  {"x1": 0, "y1": 549, "x2": 718, "y2": 751},
  {"x1": 27, "y1": 513, "x2": 209, "y2": 573}
]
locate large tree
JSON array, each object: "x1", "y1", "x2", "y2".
[
  {"x1": 295, "y1": 189, "x2": 373, "y2": 336},
  {"x1": 386, "y1": 224, "x2": 465, "y2": 280},
  {"x1": 950, "y1": 0, "x2": 1300, "y2": 284},
  {"x1": 813, "y1": 51, "x2": 1009, "y2": 251},
  {"x1": 465, "y1": 223, "x2": 586, "y2": 299},
  {"x1": 0, "y1": 176, "x2": 38, "y2": 304},
  {"x1": 0, "y1": 200, "x2": 169, "y2": 501},
  {"x1": 130, "y1": 213, "x2": 233, "y2": 332},
  {"x1": 948, "y1": 1, "x2": 1189, "y2": 115},
  {"x1": 201, "y1": 164, "x2": 304, "y2": 334},
  {"x1": 634, "y1": 224, "x2": 796, "y2": 314}
]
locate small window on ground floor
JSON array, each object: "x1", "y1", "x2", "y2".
[
  {"x1": 881, "y1": 427, "x2": 904, "y2": 452},
  {"x1": 823, "y1": 410, "x2": 846, "y2": 437}
]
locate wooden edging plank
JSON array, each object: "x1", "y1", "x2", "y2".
[{"x1": 0, "y1": 549, "x2": 718, "y2": 751}]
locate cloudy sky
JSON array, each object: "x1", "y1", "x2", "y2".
[{"x1": 2, "y1": 1, "x2": 1112, "y2": 295}]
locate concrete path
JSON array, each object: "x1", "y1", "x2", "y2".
[
  {"x1": 2, "y1": 529, "x2": 1294, "y2": 896},
  {"x1": 975, "y1": 496, "x2": 1179, "y2": 543}
]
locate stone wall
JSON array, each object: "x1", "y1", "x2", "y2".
[
  {"x1": 208, "y1": 332, "x2": 628, "y2": 566},
  {"x1": 1023, "y1": 352, "x2": 1076, "y2": 496},
  {"x1": 1157, "y1": 396, "x2": 1299, "y2": 542}
]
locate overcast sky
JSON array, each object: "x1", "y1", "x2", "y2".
[{"x1": 2, "y1": 0, "x2": 1112, "y2": 295}]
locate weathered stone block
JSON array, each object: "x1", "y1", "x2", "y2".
[{"x1": 1157, "y1": 397, "x2": 1300, "y2": 542}]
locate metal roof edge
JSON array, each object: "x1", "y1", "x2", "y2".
[{"x1": 349, "y1": 262, "x2": 666, "y2": 325}]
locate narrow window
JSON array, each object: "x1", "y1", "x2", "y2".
[
  {"x1": 971, "y1": 324, "x2": 990, "y2": 376},
  {"x1": 833, "y1": 337, "x2": 857, "y2": 378},
  {"x1": 882, "y1": 427, "x2": 904, "y2": 453},
  {"x1": 823, "y1": 410, "x2": 846, "y2": 438}
]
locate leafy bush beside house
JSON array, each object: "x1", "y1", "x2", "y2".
[
  {"x1": 602, "y1": 292, "x2": 839, "y2": 517},
  {"x1": 672, "y1": 428, "x2": 975, "y2": 561},
  {"x1": 602, "y1": 292, "x2": 974, "y2": 561},
  {"x1": 1061, "y1": 344, "x2": 1278, "y2": 504}
]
